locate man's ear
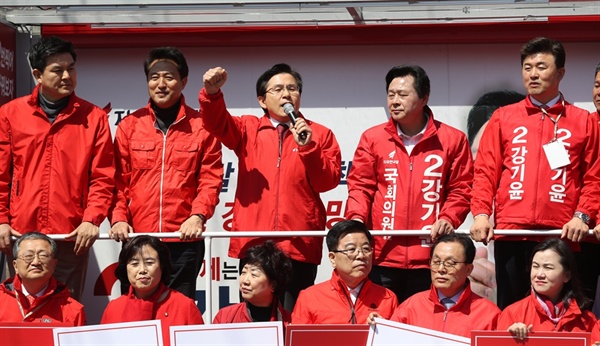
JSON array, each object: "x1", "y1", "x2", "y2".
[
  {"x1": 558, "y1": 67, "x2": 566, "y2": 81},
  {"x1": 181, "y1": 77, "x2": 188, "y2": 89},
  {"x1": 328, "y1": 252, "x2": 336, "y2": 269},
  {"x1": 32, "y1": 69, "x2": 42, "y2": 83},
  {"x1": 257, "y1": 95, "x2": 266, "y2": 109}
]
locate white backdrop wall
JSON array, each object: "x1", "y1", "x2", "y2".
[{"x1": 66, "y1": 42, "x2": 600, "y2": 324}]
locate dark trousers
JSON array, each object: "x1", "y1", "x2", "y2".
[
  {"x1": 239, "y1": 258, "x2": 317, "y2": 312},
  {"x1": 121, "y1": 240, "x2": 205, "y2": 300},
  {"x1": 368, "y1": 265, "x2": 431, "y2": 304},
  {"x1": 494, "y1": 240, "x2": 537, "y2": 309}
]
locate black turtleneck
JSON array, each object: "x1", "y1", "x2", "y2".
[
  {"x1": 246, "y1": 302, "x2": 273, "y2": 322},
  {"x1": 152, "y1": 99, "x2": 181, "y2": 134},
  {"x1": 38, "y1": 92, "x2": 69, "y2": 124}
]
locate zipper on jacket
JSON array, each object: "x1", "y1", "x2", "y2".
[
  {"x1": 274, "y1": 130, "x2": 284, "y2": 229},
  {"x1": 158, "y1": 131, "x2": 168, "y2": 233},
  {"x1": 443, "y1": 309, "x2": 449, "y2": 322},
  {"x1": 15, "y1": 180, "x2": 19, "y2": 196}
]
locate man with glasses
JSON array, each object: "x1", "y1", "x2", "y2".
[
  {"x1": 291, "y1": 220, "x2": 397, "y2": 324},
  {"x1": 368, "y1": 233, "x2": 500, "y2": 337},
  {"x1": 346, "y1": 65, "x2": 473, "y2": 303},
  {"x1": 0, "y1": 232, "x2": 86, "y2": 325},
  {"x1": 201, "y1": 63, "x2": 341, "y2": 310}
]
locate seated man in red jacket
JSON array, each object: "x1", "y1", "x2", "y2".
[
  {"x1": 0, "y1": 232, "x2": 86, "y2": 325},
  {"x1": 291, "y1": 220, "x2": 398, "y2": 324},
  {"x1": 368, "y1": 233, "x2": 500, "y2": 338}
]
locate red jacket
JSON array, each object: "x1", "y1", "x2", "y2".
[
  {"x1": 472, "y1": 97, "x2": 600, "y2": 239},
  {"x1": 0, "y1": 85, "x2": 115, "y2": 232},
  {"x1": 101, "y1": 287, "x2": 204, "y2": 346},
  {"x1": 291, "y1": 270, "x2": 398, "y2": 324},
  {"x1": 390, "y1": 283, "x2": 500, "y2": 338},
  {"x1": 111, "y1": 97, "x2": 223, "y2": 236},
  {"x1": 497, "y1": 291, "x2": 596, "y2": 332},
  {"x1": 199, "y1": 88, "x2": 341, "y2": 264},
  {"x1": 0, "y1": 275, "x2": 86, "y2": 325},
  {"x1": 591, "y1": 319, "x2": 600, "y2": 343},
  {"x1": 346, "y1": 109, "x2": 473, "y2": 268},
  {"x1": 213, "y1": 301, "x2": 291, "y2": 324}
]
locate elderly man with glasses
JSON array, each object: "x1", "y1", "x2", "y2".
[
  {"x1": 368, "y1": 233, "x2": 500, "y2": 338},
  {"x1": 291, "y1": 220, "x2": 398, "y2": 324},
  {"x1": 0, "y1": 232, "x2": 86, "y2": 325},
  {"x1": 201, "y1": 63, "x2": 341, "y2": 311}
]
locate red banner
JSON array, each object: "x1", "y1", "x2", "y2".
[
  {"x1": 472, "y1": 331, "x2": 591, "y2": 346},
  {"x1": 286, "y1": 324, "x2": 369, "y2": 346},
  {"x1": 0, "y1": 21, "x2": 15, "y2": 106}
]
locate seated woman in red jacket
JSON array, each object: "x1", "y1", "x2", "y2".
[
  {"x1": 213, "y1": 240, "x2": 292, "y2": 324},
  {"x1": 498, "y1": 238, "x2": 596, "y2": 340},
  {"x1": 101, "y1": 236, "x2": 203, "y2": 346}
]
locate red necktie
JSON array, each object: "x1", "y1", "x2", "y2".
[{"x1": 277, "y1": 123, "x2": 288, "y2": 142}]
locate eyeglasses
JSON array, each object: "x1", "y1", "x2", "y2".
[
  {"x1": 332, "y1": 246, "x2": 373, "y2": 259},
  {"x1": 18, "y1": 252, "x2": 52, "y2": 264},
  {"x1": 266, "y1": 84, "x2": 300, "y2": 96},
  {"x1": 430, "y1": 259, "x2": 466, "y2": 270}
]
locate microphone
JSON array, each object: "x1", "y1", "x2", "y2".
[{"x1": 283, "y1": 103, "x2": 307, "y2": 141}]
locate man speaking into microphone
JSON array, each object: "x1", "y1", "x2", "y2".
[{"x1": 200, "y1": 63, "x2": 341, "y2": 311}]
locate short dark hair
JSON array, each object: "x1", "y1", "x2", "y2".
[
  {"x1": 143, "y1": 47, "x2": 189, "y2": 80},
  {"x1": 115, "y1": 236, "x2": 173, "y2": 286},
  {"x1": 326, "y1": 220, "x2": 373, "y2": 252},
  {"x1": 242, "y1": 241, "x2": 292, "y2": 295},
  {"x1": 13, "y1": 232, "x2": 57, "y2": 258},
  {"x1": 530, "y1": 238, "x2": 590, "y2": 310},
  {"x1": 28, "y1": 36, "x2": 77, "y2": 72},
  {"x1": 520, "y1": 37, "x2": 566, "y2": 69},
  {"x1": 430, "y1": 233, "x2": 476, "y2": 264},
  {"x1": 256, "y1": 63, "x2": 303, "y2": 98},
  {"x1": 467, "y1": 90, "x2": 526, "y2": 145},
  {"x1": 385, "y1": 65, "x2": 430, "y2": 99},
  {"x1": 595, "y1": 63, "x2": 600, "y2": 78}
]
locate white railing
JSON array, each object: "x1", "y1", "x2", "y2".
[{"x1": 20, "y1": 229, "x2": 593, "y2": 322}]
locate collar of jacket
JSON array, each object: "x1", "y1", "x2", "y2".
[
  {"x1": 329, "y1": 269, "x2": 370, "y2": 300},
  {"x1": 384, "y1": 105, "x2": 438, "y2": 147},
  {"x1": 27, "y1": 84, "x2": 80, "y2": 122},
  {"x1": 524, "y1": 94, "x2": 568, "y2": 118},
  {"x1": 427, "y1": 278, "x2": 472, "y2": 312},
  {"x1": 147, "y1": 95, "x2": 189, "y2": 124}
]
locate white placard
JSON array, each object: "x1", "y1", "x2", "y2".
[
  {"x1": 53, "y1": 320, "x2": 162, "y2": 346},
  {"x1": 367, "y1": 318, "x2": 470, "y2": 345},
  {"x1": 170, "y1": 321, "x2": 284, "y2": 346}
]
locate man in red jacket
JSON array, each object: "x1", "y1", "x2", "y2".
[
  {"x1": 0, "y1": 36, "x2": 115, "y2": 301},
  {"x1": 594, "y1": 63, "x2": 600, "y2": 239},
  {"x1": 201, "y1": 63, "x2": 341, "y2": 310},
  {"x1": 470, "y1": 37, "x2": 600, "y2": 309},
  {"x1": 292, "y1": 220, "x2": 397, "y2": 324},
  {"x1": 368, "y1": 233, "x2": 500, "y2": 338},
  {"x1": 110, "y1": 47, "x2": 223, "y2": 299},
  {"x1": 345, "y1": 65, "x2": 473, "y2": 303},
  {"x1": 0, "y1": 232, "x2": 86, "y2": 325}
]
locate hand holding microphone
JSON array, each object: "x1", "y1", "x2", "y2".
[{"x1": 283, "y1": 103, "x2": 309, "y2": 143}]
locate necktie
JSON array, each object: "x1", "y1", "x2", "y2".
[
  {"x1": 26, "y1": 294, "x2": 36, "y2": 307},
  {"x1": 441, "y1": 297, "x2": 455, "y2": 310},
  {"x1": 277, "y1": 123, "x2": 288, "y2": 142}
]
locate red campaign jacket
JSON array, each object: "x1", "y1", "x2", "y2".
[
  {"x1": 199, "y1": 88, "x2": 341, "y2": 264},
  {"x1": 471, "y1": 97, "x2": 600, "y2": 240},
  {"x1": 101, "y1": 288, "x2": 204, "y2": 346},
  {"x1": 0, "y1": 275, "x2": 86, "y2": 325},
  {"x1": 497, "y1": 290, "x2": 596, "y2": 332},
  {"x1": 591, "y1": 319, "x2": 600, "y2": 343},
  {"x1": 390, "y1": 283, "x2": 500, "y2": 338},
  {"x1": 291, "y1": 270, "x2": 398, "y2": 324},
  {"x1": 0, "y1": 85, "x2": 115, "y2": 232},
  {"x1": 346, "y1": 109, "x2": 473, "y2": 268},
  {"x1": 213, "y1": 301, "x2": 291, "y2": 324},
  {"x1": 111, "y1": 97, "x2": 223, "y2": 237}
]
